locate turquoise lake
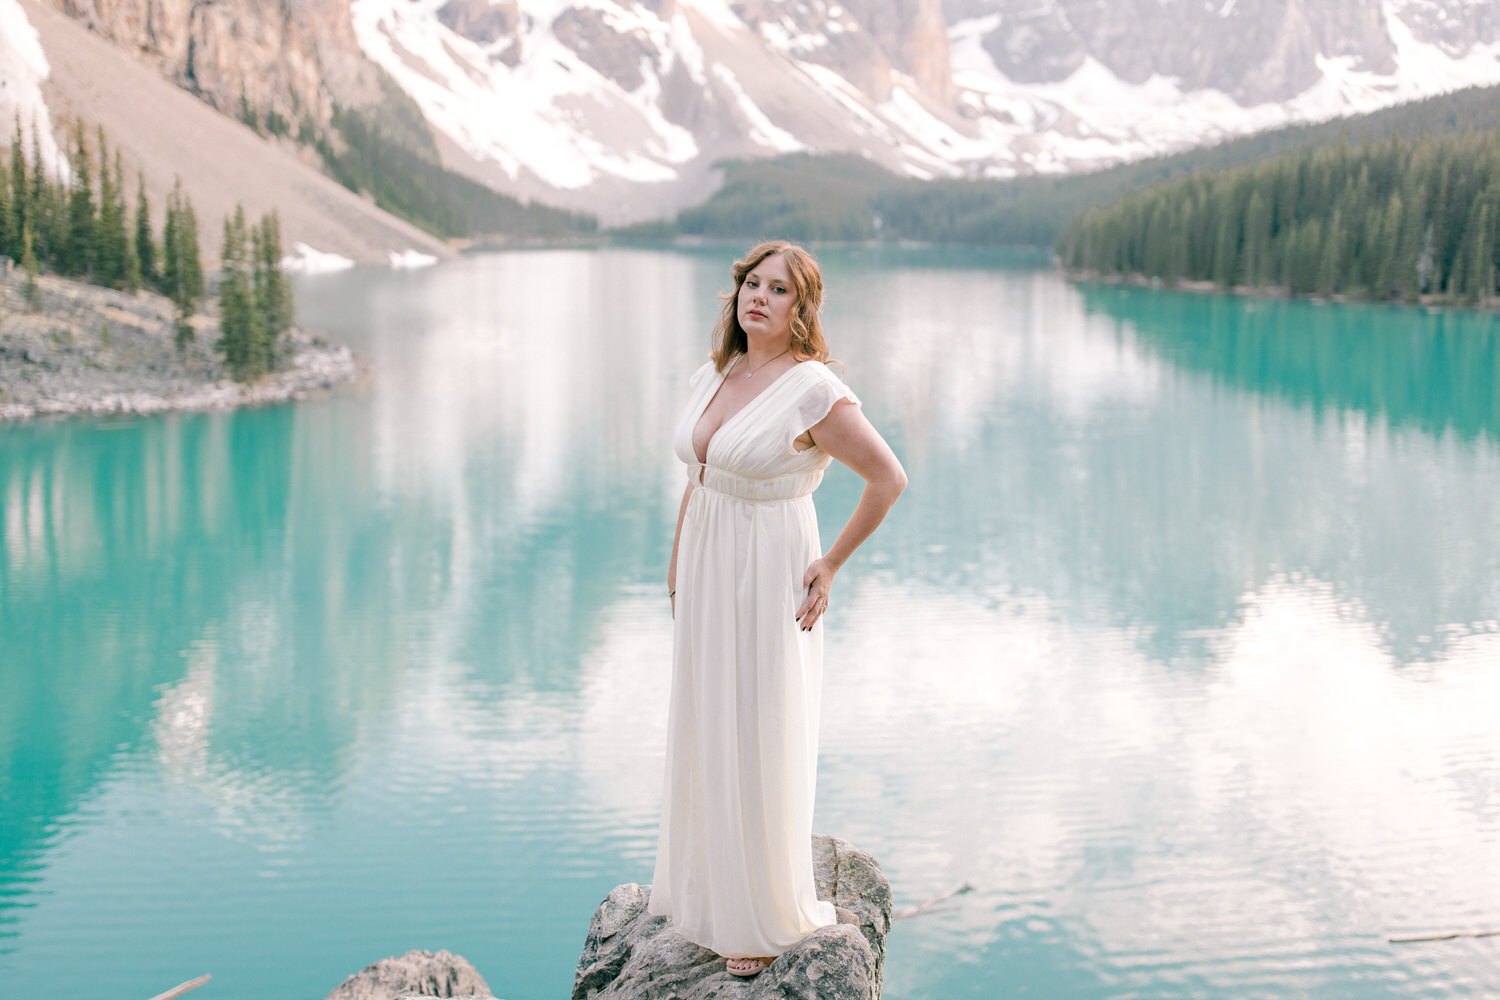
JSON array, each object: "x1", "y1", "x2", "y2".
[{"x1": 2, "y1": 246, "x2": 1499, "y2": 998}]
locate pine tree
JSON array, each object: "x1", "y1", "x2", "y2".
[
  {"x1": 1212, "y1": 210, "x2": 1237, "y2": 289},
  {"x1": 1394, "y1": 155, "x2": 1431, "y2": 301},
  {"x1": 119, "y1": 157, "x2": 141, "y2": 293},
  {"x1": 179, "y1": 196, "x2": 203, "y2": 302},
  {"x1": 134, "y1": 173, "x2": 156, "y2": 288},
  {"x1": 1461, "y1": 200, "x2": 1494, "y2": 303},
  {"x1": 28, "y1": 124, "x2": 56, "y2": 266},
  {"x1": 0, "y1": 159, "x2": 10, "y2": 262},
  {"x1": 1317, "y1": 209, "x2": 1344, "y2": 296},
  {"x1": 218, "y1": 204, "x2": 258, "y2": 379},
  {"x1": 61, "y1": 122, "x2": 96, "y2": 278},
  {"x1": 94, "y1": 130, "x2": 129, "y2": 288},
  {"x1": 1241, "y1": 189, "x2": 1272, "y2": 287},
  {"x1": 1372, "y1": 190, "x2": 1403, "y2": 300},
  {"x1": 6, "y1": 122, "x2": 24, "y2": 261},
  {"x1": 252, "y1": 210, "x2": 292, "y2": 363},
  {"x1": 1287, "y1": 219, "x2": 1323, "y2": 295},
  {"x1": 160, "y1": 177, "x2": 202, "y2": 347},
  {"x1": 161, "y1": 187, "x2": 179, "y2": 299}
]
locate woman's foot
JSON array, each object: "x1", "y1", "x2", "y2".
[{"x1": 726, "y1": 956, "x2": 773, "y2": 977}]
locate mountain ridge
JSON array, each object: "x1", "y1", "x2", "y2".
[
  {"x1": 634, "y1": 80, "x2": 1500, "y2": 248},
  {"x1": 353, "y1": 0, "x2": 1500, "y2": 221},
  {"x1": 10, "y1": 0, "x2": 1500, "y2": 240}
]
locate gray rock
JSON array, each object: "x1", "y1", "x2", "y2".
[
  {"x1": 326, "y1": 949, "x2": 494, "y2": 1000},
  {"x1": 574, "y1": 834, "x2": 892, "y2": 1000}
]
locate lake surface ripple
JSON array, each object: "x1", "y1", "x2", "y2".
[{"x1": 2, "y1": 248, "x2": 1497, "y2": 999}]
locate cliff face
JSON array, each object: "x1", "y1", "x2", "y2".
[
  {"x1": 709, "y1": 0, "x2": 950, "y2": 101},
  {"x1": 955, "y1": 0, "x2": 1422, "y2": 105},
  {"x1": 48, "y1": 0, "x2": 381, "y2": 126}
]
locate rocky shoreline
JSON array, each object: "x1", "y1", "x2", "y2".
[
  {"x1": 317, "y1": 835, "x2": 892, "y2": 1000},
  {"x1": 0, "y1": 265, "x2": 357, "y2": 423}
]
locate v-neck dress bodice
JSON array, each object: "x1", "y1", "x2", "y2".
[
  {"x1": 677, "y1": 360, "x2": 858, "y2": 502},
  {"x1": 648, "y1": 359, "x2": 859, "y2": 958}
]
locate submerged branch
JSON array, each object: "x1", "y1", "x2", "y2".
[
  {"x1": 894, "y1": 882, "x2": 975, "y2": 920},
  {"x1": 146, "y1": 974, "x2": 211, "y2": 1000}
]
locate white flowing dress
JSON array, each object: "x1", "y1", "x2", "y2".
[{"x1": 649, "y1": 359, "x2": 857, "y2": 958}]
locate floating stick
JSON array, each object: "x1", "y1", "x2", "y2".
[
  {"x1": 894, "y1": 882, "x2": 975, "y2": 920},
  {"x1": 1389, "y1": 930, "x2": 1500, "y2": 944},
  {"x1": 146, "y1": 974, "x2": 212, "y2": 1000}
]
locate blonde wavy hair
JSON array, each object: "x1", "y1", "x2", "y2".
[{"x1": 711, "y1": 241, "x2": 830, "y2": 373}]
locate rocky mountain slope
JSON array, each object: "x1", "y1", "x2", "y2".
[
  {"x1": 44, "y1": 0, "x2": 382, "y2": 137},
  {"x1": 13, "y1": 0, "x2": 1500, "y2": 228},
  {"x1": 6, "y1": 0, "x2": 451, "y2": 265}
]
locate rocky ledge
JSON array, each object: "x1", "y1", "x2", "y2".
[
  {"x1": 574, "y1": 834, "x2": 893, "y2": 1000},
  {"x1": 325, "y1": 834, "x2": 892, "y2": 1000},
  {"x1": 0, "y1": 266, "x2": 356, "y2": 422}
]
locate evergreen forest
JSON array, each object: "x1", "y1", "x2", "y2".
[
  {"x1": 2, "y1": 122, "x2": 201, "y2": 323},
  {"x1": 1, "y1": 122, "x2": 290, "y2": 380},
  {"x1": 1058, "y1": 127, "x2": 1500, "y2": 303},
  {"x1": 622, "y1": 83, "x2": 1500, "y2": 255}
]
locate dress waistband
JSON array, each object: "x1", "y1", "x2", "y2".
[{"x1": 687, "y1": 462, "x2": 824, "y2": 503}]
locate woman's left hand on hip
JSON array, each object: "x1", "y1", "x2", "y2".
[{"x1": 796, "y1": 558, "x2": 836, "y2": 632}]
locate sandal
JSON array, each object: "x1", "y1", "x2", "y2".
[{"x1": 726, "y1": 956, "x2": 773, "y2": 977}]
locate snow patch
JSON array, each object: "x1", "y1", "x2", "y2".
[
  {"x1": 711, "y1": 64, "x2": 803, "y2": 153},
  {"x1": 282, "y1": 243, "x2": 356, "y2": 274},
  {"x1": 352, "y1": 0, "x2": 697, "y2": 191},
  {"x1": 388, "y1": 249, "x2": 439, "y2": 269},
  {"x1": 670, "y1": 13, "x2": 708, "y2": 86},
  {"x1": 878, "y1": 84, "x2": 990, "y2": 164},
  {"x1": 944, "y1": 15, "x2": 1500, "y2": 179},
  {"x1": 0, "y1": 0, "x2": 65, "y2": 178}
]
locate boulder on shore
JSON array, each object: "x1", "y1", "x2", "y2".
[
  {"x1": 325, "y1": 949, "x2": 493, "y2": 1000},
  {"x1": 574, "y1": 834, "x2": 893, "y2": 1000}
]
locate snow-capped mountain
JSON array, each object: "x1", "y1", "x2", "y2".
[
  {"x1": 352, "y1": 0, "x2": 1500, "y2": 221},
  {"x1": 22, "y1": 0, "x2": 1500, "y2": 224}
]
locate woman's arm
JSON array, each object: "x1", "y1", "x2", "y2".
[
  {"x1": 668, "y1": 482, "x2": 693, "y2": 617},
  {"x1": 796, "y1": 400, "x2": 907, "y2": 630}
]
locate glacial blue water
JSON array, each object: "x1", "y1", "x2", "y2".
[{"x1": 2, "y1": 246, "x2": 1498, "y2": 998}]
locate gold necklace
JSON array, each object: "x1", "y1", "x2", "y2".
[{"x1": 742, "y1": 347, "x2": 791, "y2": 378}]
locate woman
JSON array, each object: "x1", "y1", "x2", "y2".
[{"x1": 649, "y1": 242, "x2": 907, "y2": 977}]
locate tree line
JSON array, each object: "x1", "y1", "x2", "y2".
[
  {"x1": 1, "y1": 121, "x2": 291, "y2": 379},
  {"x1": 622, "y1": 84, "x2": 1500, "y2": 253},
  {"x1": 2, "y1": 122, "x2": 202, "y2": 316},
  {"x1": 1058, "y1": 128, "x2": 1500, "y2": 304}
]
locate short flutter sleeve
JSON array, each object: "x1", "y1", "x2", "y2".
[
  {"x1": 785, "y1": 365, "x2": 860, "y2": 455},
  {"x1": 688, "y1": 360, "x2": 717, "y2": 390}
]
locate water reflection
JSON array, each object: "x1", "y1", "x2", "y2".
[
  {"x1": 819, "y1": 576, "x2": 1500, "y2": 996},
  {"x1": 2, "y1": 250, "x2": 1498, "y2": 999},
  {"x1": 1075, "y1": 283, "x2": 1500, "y2": 444},
  {"x1": 816, "y1": 267, "x2": 1500, "y2": 663}
]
